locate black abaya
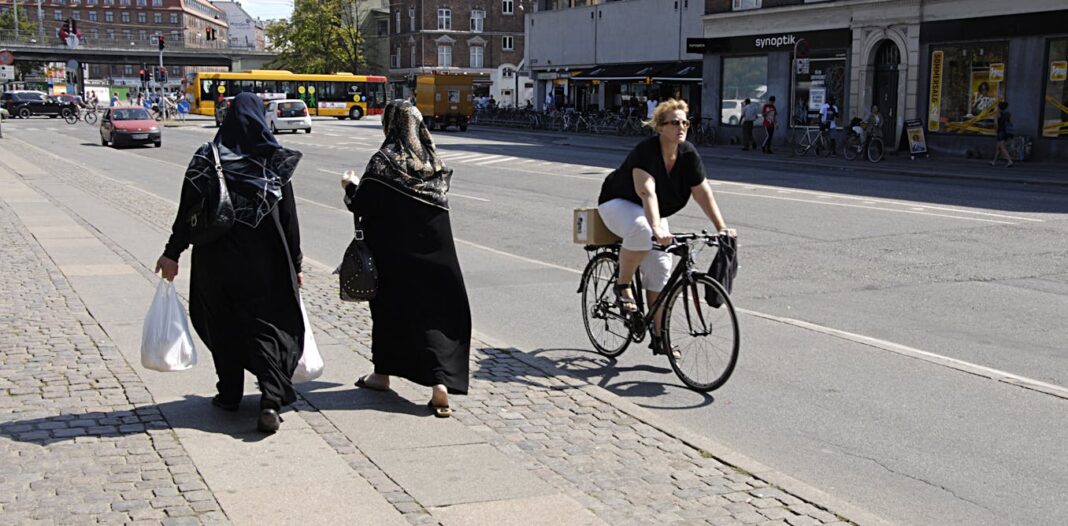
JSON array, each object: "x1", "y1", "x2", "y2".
[{"x1": 346, "y1": 179, "x2": 471, "y2": 394}]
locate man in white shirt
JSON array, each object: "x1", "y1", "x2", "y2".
[
  {"x1": 646, "y1": 97, "x2": 658, "y2": 119},
  {"x1": 741, "y1": 98, "x2": 760, "y2": 151},
  {"x1": 819, "y1": 97, "x2": 840, "y2": 155}
]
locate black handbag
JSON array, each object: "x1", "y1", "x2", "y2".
[
  {"x1": 336, "y1": 216, "x2": 378, "y2": 302},
  {"x1": 705, "y1": 234, "x2": 738, "y2": 308},
  {"x1": 187, "y1": 142, "x2": 235, "y2": 245}
]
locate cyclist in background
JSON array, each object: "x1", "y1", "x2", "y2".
[
  {"x1": 852, "y1": 105, "x2": 882, "y2": 153},
  {"x1": 596, "y1": 99, "x2": 736, "y2": 354}
]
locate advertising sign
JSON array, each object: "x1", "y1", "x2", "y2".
[
  {"x1": 1051, "y1": 61, "x2": 1068, "y2": 82},
  {"x1": 928, "y1": 50, "x2": 944, "y2": 131},
  {"x1": 0, "y1": 65, "x2": 14, "y2": 81},
  {"x1": 989, "y1": 63, "x2": 1005, "y2": 81},
  {"x1": 905, "y1": 119, "x2": 928, "y2": 156}
]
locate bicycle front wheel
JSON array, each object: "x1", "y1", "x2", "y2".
[
  {"x1": 84, "y1": 111, "x2": 98, "y2": 125},
  {"x1": 581, "y1": 253, "x2": 632, "y2": 357},
  {"x1": 867, "y1": 138, "x2": 885, "y2": 163},
  {"x1": 662, "y1": 275, "x2": 739, "y2": 392},
  {"x1": 793, "y1": 130, "x2": 809, "y2": 156},
  {"x1": 843, "y1": 136, "x2": 860, "y2": 161}
]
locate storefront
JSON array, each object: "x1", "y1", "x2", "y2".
[
  {"x1": 689, "y1": 29, "x2": 852, "y2": 145},
  {"x1": 534, "y1": 61, "x2": 701, "y2": 115},
  {"x1": 919, "y1": 11, "x2": 1068, "y2": 160}
]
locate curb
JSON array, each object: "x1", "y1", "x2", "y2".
[
  {"x1": 470, "y1": 329, "x2": 895, "y2": 526},
  {"x1": 469, "y1": 125, "x2": 1067, "y2": 188}
]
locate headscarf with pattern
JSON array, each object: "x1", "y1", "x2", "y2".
[{"x1": 362, "y1": 100, "x2": 452, "y2": 210}]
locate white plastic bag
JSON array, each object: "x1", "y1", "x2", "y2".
[
  {"x1": 140, "y1": 279, "x2": 197, "y2": 372},
  {"x1": 292, "y1": 296, "x2": 324, "y2": 383}
]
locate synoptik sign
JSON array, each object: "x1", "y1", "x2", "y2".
[{"x1": 755, "y1": 34, "x2": 797, "y2": 49}]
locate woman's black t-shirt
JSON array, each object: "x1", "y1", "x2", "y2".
[{"x1": 597, "y1": 136, "x2": 707, "y2": 218}]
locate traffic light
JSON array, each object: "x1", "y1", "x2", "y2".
[
  {"x1": 160, "y1": 67, "x2": 168, "y2": 83},
  {"x1": 70, "y1": 19, "x2": 77, "y2": 34},
  {"x1": 158, "y1": 35, "x2": 165, "y2": 50}
]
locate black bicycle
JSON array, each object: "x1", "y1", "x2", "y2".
[
  {"x1": 63, "y1": 106, "x2": 98, "y2": 125},
  {"x1": 578, "y1": 231, "x2": 740, "y2": 392},
  {"x1": 843, "y1": 127, "x2": 884, "y2": 163}
]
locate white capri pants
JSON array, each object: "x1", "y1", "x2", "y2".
[{"x1": 598, "y1": 198, "x2": 673, "y2": 292}]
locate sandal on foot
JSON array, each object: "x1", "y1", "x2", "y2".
[
  {"x1": 613, "y1": 283, "x2": 638, "y2": 313},
  {"x1": 650, "y1": 336, "x2": 683, "y2": 360},
  {"x1": 427, "y1": 401, "x2": 453, "y2": 418},
  {"x1": 355, "y1": 375, "x2": 390, "y2": 392},
  {"x1": 257, "y1": 408, "x2": 283, "y2": 433}
]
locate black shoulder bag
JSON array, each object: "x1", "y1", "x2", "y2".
[
  {"x1": 336, "y1": 211, "x2": 378, "y2": 302},
  {"x1": 187, "y1": 142, "x2": 235, "y2": 245}
]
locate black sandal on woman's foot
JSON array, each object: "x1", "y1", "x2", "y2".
[
  {"x1": 613, "y1": 283, "x2": 638, "y2": 313},
  {"x1": 257, "y1": 408, "x2": 283, "y2": 433},
  {"x1": 355, "y1": 375, "x2": 390, "y2": 392}
]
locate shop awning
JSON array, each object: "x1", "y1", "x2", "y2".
[{"x1": 569, "y1": 61, "x2": 702, "y2": 82}]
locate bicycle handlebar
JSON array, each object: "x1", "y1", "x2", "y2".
[{"x1": 651, "y1": 230, "x2": 723, "y2": 251}]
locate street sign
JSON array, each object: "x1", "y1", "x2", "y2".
[
  {"x1": 0, "y1": 65, "x2": 14, "y2": 81},
  {"x1": 67, "y1": 59, "x2": 79, "y2": 70},
  {"x1": 0, "y1": 50, "x2": 14, "y2": 66}
]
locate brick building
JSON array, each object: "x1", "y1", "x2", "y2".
[{"x1": 388, "y1": 0, "x2": 532, "y2": 106}]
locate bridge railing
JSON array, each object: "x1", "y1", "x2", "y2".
[{"x1": 0, "y1": 29, "x2": 235, "y2": 51}]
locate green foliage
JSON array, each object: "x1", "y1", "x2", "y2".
[
  {"x1": 0, "y1": 6, "x2": 38, "y2": 36},
  {"x1": 266, "y1": 0, "x2": 366, "y2": 74}
]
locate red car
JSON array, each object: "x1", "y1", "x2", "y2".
[{"x1": 100, "y1": 106, "x2": 162, "y2": 148}]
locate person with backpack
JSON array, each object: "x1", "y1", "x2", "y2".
[
  {"x1": 991, "y1": 101, "x2": 1014, "y2": 167},
  {"x1": 820, "y1": 96, "x2": 840, "y2": 156}
]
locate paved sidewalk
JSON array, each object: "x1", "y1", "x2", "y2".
[
  {"x1": 470, "y1": 124, "x2": 1068, "y2": 188},
  {"x1": 0, "y1": 137, "x2": 888, "y2": 525}
]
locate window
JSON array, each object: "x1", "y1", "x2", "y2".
[
  {"x1": 86, "y1": 0, "x2": 96, "y2": 5},
  {"x1": 123, "y1": 29, "x2": 131, "y2": 41},
  {"x1": 105, "y1": 10, "x2": 113, "y2": 21},
  {"x1": 437, "y1": 8, "x2": 451, "y2": 30},
  {"x1": 124, "y1": 65, "x2": 133, "y2": 76},
  {"x1": 104, "y1": 0, "x2": 113, "y2": 6},
  {"x1": 121, "y1": 11, "x2": 130, "y2": 22},
  {"x1": 793, "y1": 57, "x2": 845, "y2": 126},
  {"x1": 88, "y1": 10, "x2": 97, "y2": 21},
  {"x1": 137, "y1": 0, "x2": 146, "y2": 6},
  {"x1": 409, "y1": 7, "x2": 415, "y2": 31},
  {"x1": 721, "y1": 56, "x2": 767, "y2": 125},
  {"x1": 502, "y1": 36, "x2": 514, "y2": 51},
  {"x1": 377, "y1": 20, "x2": 388, "y2": 36},
  {"x1": 1043, "y1": 38, "x2": 1068, "y2": 139},
  {"x1": 927, "y1": 42, "x2": 1009, "y2": 135},
  {"x1": 395, "y1": 10, "x2": 400, "y2": 33},
  {"x1": 411, "y1": 45, "x2": 417, "y2": 67},
  {"x1": 106, "y1": 28, "x2": 114, "y2": 39},
  {"x1": 470, "y1": 9, "x2": 483, "y2": 32},
  {"x1": 138, "y1": 29, "x2": 147, "y2": 41},
  {"x1": 170, "y1": 13, "x2": 178, "y2": 24},
  {"x1": 392, "y1": 47, "x2": 400, "y2": 68},
  {"x1": 152, "y1": 0, "x2": 162, "y2": 5},
  {"x1": 89, "y1": 28, "x2": 98, "y2": 39},
  {"x1": 502, "y1": 0, "x2": 513, "y2": 14},
  {"x1": 71, "y1": 10, "x2": 80, "y2": 19},
  {"x1": 120, "y1": 0, "x2": 130, "y2": 6},
  {"x1": 53, "y1": 10, "x2": 62, "y2": 20},
  {"x1": 70, "y1": 0, "x2": 79, "y2": 4},
  {"x1": 470, "y1": 46, "x2": 483, "y2": 68},
  {"x1": 171, "y1": 30, "x2": 179, "y2": 41},
  {"x1": 438, "y1": 45, "x2": 452, "y2": 67},
  {"x1": 137, "y1": 12, "x2": 146, "y2": 23},
  {"x1": 502, "y1": 67, "x2": 514, "y2": 78},
  {"x1": 154, "y1": 13, "x2": 161, "y2": 23},
  {"x1": 732, "y1": 0, "x2": 761, "y2": 9}
]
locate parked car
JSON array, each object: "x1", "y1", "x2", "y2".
[
  {"x1": 265, "y1": 99, "x2": 312, "y2": 134},
  {"x1": 1, "y1": 90, "x2": 71, "y2": 119},
  {"x1": 100, "y1": 107, "x2": 162, "y2": 148},
  {"x1": 721, "y1": 99, "x2": 744, "y2": 125}
]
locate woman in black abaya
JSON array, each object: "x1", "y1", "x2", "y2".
[
  {"x1": 156, "y1": 92, "x2": 305, "y2": 433},
  {"x1": 342, "y1": 100, "x2": 471, "y2": 417}
]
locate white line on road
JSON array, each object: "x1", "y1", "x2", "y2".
[
  {"x1": 474, "y1": 156, "x2": 518, "y2": 166},
  {"x1": 449, "y1": 192, "x2": 491, "y2": 202}
]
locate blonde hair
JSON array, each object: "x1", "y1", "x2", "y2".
[{"x1": 643, "y1": 98, "x2": 689, "y2": 129}]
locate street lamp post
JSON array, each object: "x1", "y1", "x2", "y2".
[{"x1": 13, "y1": 0, "x2": 19, "y2": 40}]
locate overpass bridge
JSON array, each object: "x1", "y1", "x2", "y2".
[{"x1": 0, "y1": 39, "x2": 275, "y2": 70}]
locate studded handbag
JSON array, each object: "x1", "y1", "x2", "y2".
[
  {"x1": 336, "y1": 217, "x2": 378, "y2": 302},
  {"x1": 187, "y1": 142, "x2": 235, "y2": 245}
]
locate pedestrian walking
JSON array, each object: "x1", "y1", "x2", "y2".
[
  {"x1": 343, "y1": 100, "x2": 471, "y2": 418},
  {"x1": 155, "y1": 92, "x2": 306, "y2": 433},
  {"x1": 990, "y1": 101, "x2": 1015, "y2": 167},
  {"x1": 820, "y1": 96, "x2": 840, "y2": 155},
  {"x1": 595, "y1": 98, "x2": 736, "y2": 356},
  {"x1": 761, "y1": 96, "x2": 778, "y2": 153},
  {"x1": 740, "y1": 98, "x2": 759, "y2": 151}
]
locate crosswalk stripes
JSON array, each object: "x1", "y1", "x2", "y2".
[{"x1": 474, "y1": 156, "x2": 517, "y2": 166}]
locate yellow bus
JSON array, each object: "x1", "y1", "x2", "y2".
[{"x1": 191, "y1": 70, "x2": 388, "y2": 123}]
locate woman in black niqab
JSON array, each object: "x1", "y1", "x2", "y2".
[
  {"x1": 342, "y1": 100, "x2": 471, "y2": 417},
  {"x1": 157, "y1": 92, "x2": 305, "y2": 433}
]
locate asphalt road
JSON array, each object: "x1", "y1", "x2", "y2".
[{"x1": 4, "y1": 115, "x2": 1066, "y2": 525}]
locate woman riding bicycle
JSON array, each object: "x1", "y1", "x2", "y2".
[{"x1": 596, "y1": 98, "x2": 736, "y2": 353}]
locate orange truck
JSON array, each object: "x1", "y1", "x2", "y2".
[{"x1": 415, "y1": 72, "x2": 474, "y2": 131}]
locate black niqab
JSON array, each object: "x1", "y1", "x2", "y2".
[{"x1": 214, "y1": 92, "x2": 281, "y2": 159}]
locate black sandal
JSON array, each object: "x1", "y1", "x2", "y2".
[
  {"x1": 650, "y1": 335, "x2": 682, "y2": 360},
  {"x1": 613, "y1": 283, "x2": 638, "y2": 313}
]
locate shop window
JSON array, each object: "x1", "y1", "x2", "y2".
[
  {"x1": 1042, "y1": 38, "x2": 1068, "y2": 139},
  {"x1": 927, "y1": 42, "x2": 1008, "y2": 135},
  {"x1": 793, "y1": 57, "x2": 846, "y2": 127},
  {"x1": 733, "y1": 0, "x2": 761, "y2": 10},
  {"x1": 721, "y1": 56, "x2": 768, "y2": 125}
]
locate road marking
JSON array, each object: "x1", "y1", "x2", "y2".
[
  {"x1": 474, "y1": 156, "x2": 518, "y2": 166},
  {"x1": 714, "y1": 190, "x2": 1021, "y2": 225},
  {"x1": 450, "y1": 192, "x2": 490, "y2": 202}
]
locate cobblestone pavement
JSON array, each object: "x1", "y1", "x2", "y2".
[
  {"x1": 2, "y1": 143, "x2": 856, "y2": 526},
  {"x1": 0, "y1": 201, "x2": 227, "y2": 525}
]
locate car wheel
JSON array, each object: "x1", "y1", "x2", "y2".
[
  {"x1": 271, "y1": 123, "x2": 277, "y2": 134},
  {"x1": 304, "y1": 128, "x2": 311, "y2": 134},
  {"x1": 18, "y1": 107, "x2": 31, "y2": 119},
  {"x1": 101, "y1": 136, "x2": 108, "y2": 146},
  {"x1": 154, "y1": 141, "x2": 162, "y2": 148},
  {"x1": 349, "y1": 107, "x2": 364, "y2": 120}
]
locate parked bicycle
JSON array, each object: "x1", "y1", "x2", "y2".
[
  {"x1": 843, "y1": 127, "x2": 884, "y2": 163},
  {"x1": 63, "y1": 107, "x2": 98, "y2": 125},
  {"x1": 578, "y1": 231, "x2": 740, "y2": 392},
  {"x1": 792, "y1": 125, "x2": 833, "y2": 157}
]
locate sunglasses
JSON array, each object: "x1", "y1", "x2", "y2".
[{"x1": 661, "y1": 119, "x2": 690, "y2": 128}]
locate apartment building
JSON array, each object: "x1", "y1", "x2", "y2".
[
  {"x1": 389, "y1": 0, "x2": 532, "y2": 106},
  {"x1": 211, "y1": 0, "x2": 263, "y2": 51}
]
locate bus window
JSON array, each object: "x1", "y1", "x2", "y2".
[{"x1": 366, "y1": 82, "x2": 386, "y2": 108}]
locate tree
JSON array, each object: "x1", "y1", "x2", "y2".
[
  {"x1": 0, "y1": 9, "x2": 44, "y2": 80},
  {"x1": 266, "y1": 0, "x2": 366, "y2": 74}
]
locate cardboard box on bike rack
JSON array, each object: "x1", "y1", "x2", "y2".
[{"x1": 573, "y1": 208, "x2": 621, "y2": 245}]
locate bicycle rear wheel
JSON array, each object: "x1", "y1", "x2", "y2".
[
  {"x1": 843, "y1": 135, "x2": 860, "y2": 161},
  {"x1": 662, "y1": 275, "x2": 739, "y2": 392},
  {"x1": 581, "y1": 253, "x2": 632, "y2": 357},
  {"x1": 867, "y1": 138, "x2": 885, "y2": 163},
  {"x1": 63, "y1": 112, "x2": 78, "y2": 125},
  {"x1": 793, "y1": 130, "x2": 809, "y2": 156}
]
